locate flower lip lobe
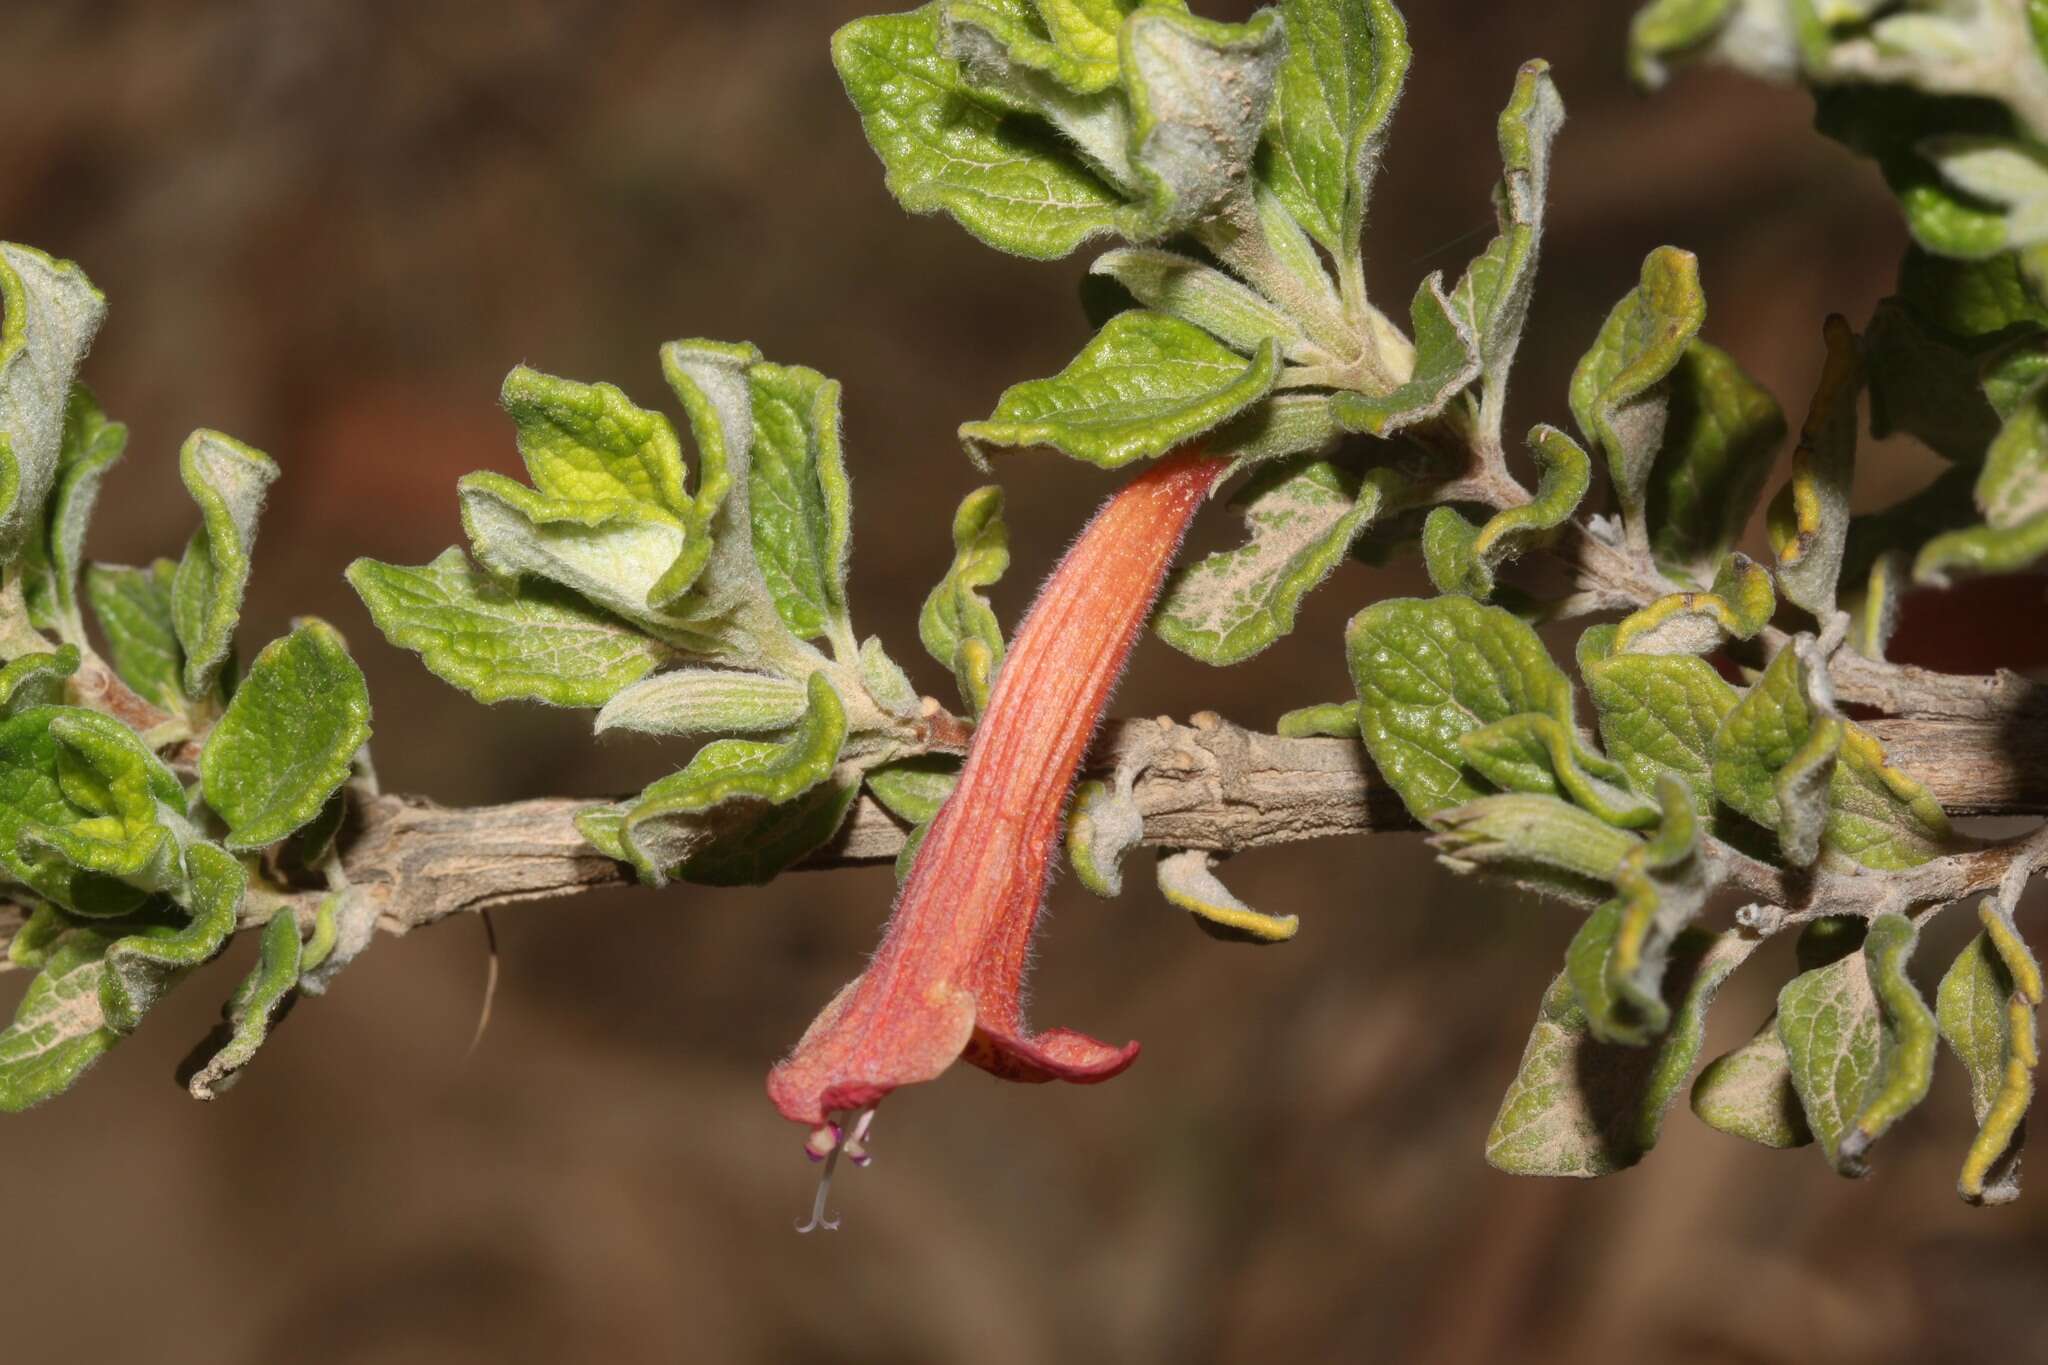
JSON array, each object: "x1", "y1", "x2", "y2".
[{"x1": 767, "y1": 448, "x2": 1227, "y2": 1150}]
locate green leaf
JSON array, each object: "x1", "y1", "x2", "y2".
[
  {"x1": 1914, "y1": 510, "x2": 2048, "y2": 585},
  {"x1": 1330, "y1": 273, "x2": 1480, "y2": 437},
  {"x1": 98, "y1": 840, "x2": 241, "y2": 1035},
  {"x1": 1912, "y1": 379, "x2": 2048, "y2": 585},
  {"x1": 1116, "y1": 6, "x2": 1285, "y2": 234},
  {"x1": 920, "y1": 485, "x2": 1010, "y2": 714},
  {"x1": 1691, "y1": 1023, "x2": 1814, "y2": 1150},
  {"x1": 348, "y1": 549, "x2": 668, "y2": 708},
  {"x1": 185, "y1": 907, "x2": 301, "y2": 1101},
  {"x1": 832, "y1": 7, "x2": 1136, "y2": 260},
  {"x1": 1646, "y1": 342, "x2": 1787, "y2": 579},
  {"x1": 859, "y1": 635, "x2": 921, "y2": 718},
  {"x1": 0, "y1": 244, "x2": 107, "y2": 566},
  {"x1": 1896, "y1": 244, "x2": 2048, "y2": 348},
  {"x1": 865, "y1": 754, "x2": 960, "y2": 826},
  {"x1": 1067, "y1": 776, "x2": 1145, "y2": 897},
  {"x1": 0, "y1": 706, "x2": 178, "y2": 917},
  {"x1": 200, "y1": 620, "x2": 372, "y2": 851},
  {"x1": 654, "y1": 339, "x2": 846, "y2": 671},
  {"x1": 1627, "y1": 0, "x2": 1742, "y2": 88},
  {"x1": 0, "y1": 645, "x2": 77, "y2": 717},
  {"x1": 24, "y1": 385, "x2": 128, "y2": 638},
  {"x1": 1090, "y1": 247, "x2": 1316, "y2": 360},
  {"x1": 1345, "y1": 594, "x2": 1576, "y2": 821},
  {"x1": 1713, "y1": 638, "x2": 1951, "y2": 870},
  {"x1": 0, "y1": 919, "x2": 120, "y2": 1111},
  {"x1": 1976, "y1": 377, "x2": 2048, "y2": 527},
  {"x1": 593, "y1": 667, "x2": 809, "y2": 738},
  {"x1": 1257, "y1": 0, "x2": 1409, "y2": 257},
  {"x1": 1155, "y1": 846, "x2": 1298, "y2": 942},
  {"x1": 1569, "y1": 246, "x2": 1706, "y2": 534},
  {"x1": 29, "y1": 708, "x2": 186, "y2": 899},
  {"x1": 1422, "y1": 425, "x2": 1590, "y2": 599},
  {"x1": 1447, "y1": 61, "x2": 1565, "y2": 443},
  {"x1": 1767, "y1": 316, "x2": 1861, "y2": 619},
  {"x1": 1457, "y1": 712, "x2": 1655, "y2": 828},
  {"x1": 1922, "y1": 137, "x2": 2048, "y2": 250},
  {"x1": 1158, "y1": 456, "x2": 1392, "y2": 665},
  {"x1": 597, "y1": 670, "x2": 850, "y2": 884},
  {"x1": 676, "y1": 774, "x2": 861, "y2": 887},
  {"x1": 968, "y1": 0, "x2": 1142, "y2": 94},
  {"x1": 1563, "y1": 777, "x2": 1713, "y2": 1044},
  {"x1": 1275, "y1": 699, "x2": 1358, "y2": 738},
  {"x1": 1430, "y1": 793, "x2": 1641, "y2": 906},
  {"x1": 1209, "y1": 393, "x2": 1343, "y2": 463},
  {"x1": 457, "y1": 473, "x2": 691, "y2": 631},
  {"x1": 1937, "y1": 900, "x2": 2042, "y2": 1204},
  {"x1": 960, "y1": 310, "x2": 1279, "y2": 469},
  {"x1": 500, "y1": 366, "x2": 690, "y2": 514},
  {"x1": 1779, "y1": 912, "x2": 1937, "y2": 1176},
  {"x1": 1583, "y1": 636, "x2": 1739, "y2": 823},
  {"x1": 84, "y1": 560, "x2": 184, "y2": 712},
  {"x1": 1815, "y1": 86, "x2": 2017, "y2": 260},
  {"x1": 1610, "y1": 552, "x2": 1775, "y2": 656},
  {"x1": 745, "y1": 362, "x2": 855, "y2": 650},
  {"x1": 1487, "y1": 929, "x2": 1754, "y2": 1177},
  {"x1": 171, "y1": 429, "x2": 279, "y2": 698}
]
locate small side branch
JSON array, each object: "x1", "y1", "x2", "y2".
[{"x1": 1, "y1": 710, "x2": 2045, "y2": 957}]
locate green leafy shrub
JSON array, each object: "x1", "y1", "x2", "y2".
[{"x1": 7, "y1": 0, "x2": 2048, "y2": 1220}]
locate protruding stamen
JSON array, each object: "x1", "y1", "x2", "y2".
[
  {"x1": 795, "y1": 1147, "x2": 843, "y2": 1234},
  {"x1": 792, "y1": 1107, "x2": 878, "y2": 1234},
  {"x1": 842, "y1": 1108, "x2": 877, "y2": 1167}
]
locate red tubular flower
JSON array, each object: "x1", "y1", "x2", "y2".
[{"x1": 768, "y1": 448, "x2": 1229, "y2": 1229}]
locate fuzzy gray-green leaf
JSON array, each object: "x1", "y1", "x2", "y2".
[
  {"x1": 1346, "y1": 594, "x2": 1576, "y2": 821},
  {"x1": 833, "y1": 7, "x2": 1136, "y2": 260},
  {"x1": 84, "y1": 559, "x2": 184, "y2": 711},
  {"x1": 1487, "y1": 930, "x2": 1754, "y2": 1177},
  {"x1": 171, "y1": 429, "x2": 279, "y2": 698},
  {"x1": 1158, "y1": 457, "x2": 1389, "y2": 665},
  {"x1": 1257, "y1": 0, "x2": 1409, "y2": 257},
  {"x1": 186, "y1": 907, "x2": 301, "y2": 1101},
  {"x1": 961, "y1": 310, "x2": 1278, "y2": 468},
  {"x1": 0, "y1": 244, "x2": 107, "y2": 567},
  {"x1": 200, "y1": 619, "x2": 372, "y2": 851},
  {"x1": 349, "y1": 549, "x2": 668, "y2": 708}
]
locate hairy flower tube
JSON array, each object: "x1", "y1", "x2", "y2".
[{"x1": 768, "y1": 448, "x2": 1229, "y2": 1230}]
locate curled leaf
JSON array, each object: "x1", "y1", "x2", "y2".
[
  {"x1": 1330, "y1": 273, "x2": 1480, "y2": 437},
  {"x1": 1155, "y1": 846, "x2": 1297, "y2": 943},
  {"x1": 1275, "y1": 700, "x2": 1358, "y2": 738},
  {"x1": 1457, "y1": 712, "x2": 1656, "y2": 828},
  {"x1": 1431, "y1": 793, "x2": 1640, "y2": 905},
  {"x1": 171, "y1": 430, "x2": 278, "y2": 698},
  {"x1": 1570, "y1": 246, "x2": 1706, "y2": 538},
  {"x1": 1488, "y1": 929, "x2": 1754, "y2": 1177},
  {"x1": 0, "y1": 243, "x2": 107, "y2": 566},
  {"x1": 1613, "y1": 552, "x2": 1774, "y2": 657},
  {"x1": 185, "y1": 908, "x2": 301, "y2": 1101},
  {"x1": 1767, "y1": 316, "x2": 1861, "y2": 619},
  {"x1": 1423, "y1": 424, "x2": 1590, "y2": 598},
  {"x1": 919, "y1": 485, "x2": 1009, "y2": 714}
]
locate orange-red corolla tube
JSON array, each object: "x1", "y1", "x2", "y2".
[{"x1": 768, "y1": 448, "x2": 1229, "y2": 1230}]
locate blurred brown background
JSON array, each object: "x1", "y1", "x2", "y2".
[{"x1": 4, "y1": 2, "x2": 2043, "y2": 1362}]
